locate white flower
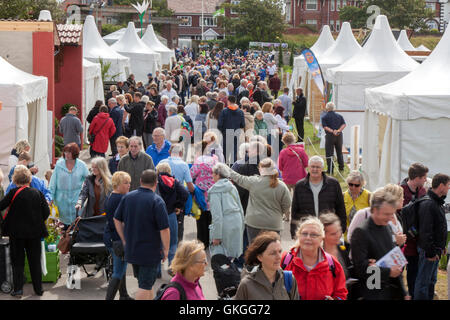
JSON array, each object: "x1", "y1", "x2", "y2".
[{"x1": 132, "y1": 0, "x2": 150, "y2": 15}]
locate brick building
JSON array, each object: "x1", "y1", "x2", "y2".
[{"x1": 168, "y1": 0, "x2": 225, "y2": 40}]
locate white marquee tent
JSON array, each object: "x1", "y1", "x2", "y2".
[
  {"x1": 397, "y1": 30, "x2": 416, "y2": 51},
  {"x1": 83, "y1": 15, "x2": 130, "y2": 82},
  {"x1": 110, "y1": 22, "x2": 161, "y2": 83},
  {"x1": 326, "y1": 16, "x2": 418, "y2": 148},
  {"x1": 289, "y1": 25, "x2": 334, "y2": 97},
  {"x1": 83, "y1": 58, "x2": 104, "y2": 141},
  {"x1": 103, "y1": 27, "x2": 144, "y2": 45},
  {"x1": 416, "y1": 44, "x2": 431, "y2": 52},
  {"x1": 0, "y1": 56, "x2": 50, "y2": 177},
  {"x1": 319, "y1": 22, "x2": 361, "y2": 80},
  {"x1": 141, "y1": 24, "x2": 176, "y2": 69},
  {"x1": 363, "y1": 22, "x2": 450, "y2": 191}
]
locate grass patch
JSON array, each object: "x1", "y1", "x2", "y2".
[{"x1": 410, "y1": 36, "x2": 441, "y2": 50}]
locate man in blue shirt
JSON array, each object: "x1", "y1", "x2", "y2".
[
  {"x1": 321, "y1": 102, "x2": 346, "y2": 174},
  {"x1": 159, "y1": 143, "x2": 195, "y2": 242},
  {"x1": 6, "y1": 174, "x2": 52, "y2": 203},
  {"x1": 145, "y1": 128, "x2": 171, "y2": 167},
  {"x1": 278, "y1": 87, "x2": 293, "y2": 122},
  {"x1": 114, "y1": 170, "x2": 170, "y2": 300}
]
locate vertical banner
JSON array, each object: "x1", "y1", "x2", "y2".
[{"x1": 300, "y1": 48, "x2": 326, "y2": 99}]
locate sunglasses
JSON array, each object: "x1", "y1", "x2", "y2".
[{"x1": 348, "y1": 183, "x2": 361, "y2": 187}]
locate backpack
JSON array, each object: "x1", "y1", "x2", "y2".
[
  {"x1": 400, "y1": 195, "x2": 430, "y2": 240},
  {"x1": 154, "y1": 281, "x2": 187, "y2": 300},
  {"x1": 283, "y1": 270, "x2": 293, "y2": 294},
  {"x1": 281, "y1": 250, "x2": 336, "y2": 278}
]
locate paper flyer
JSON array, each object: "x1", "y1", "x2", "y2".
[{"x1": 376, "y1": 246, "x2": 408, "y2": 268}]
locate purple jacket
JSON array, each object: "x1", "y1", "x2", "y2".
[{"x1": 161, "y1": 273, "x2": 205, "y2": 300}]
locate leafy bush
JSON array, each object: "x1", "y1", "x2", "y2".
[
  {"x1": 101, "y1": 23, "x2": 125, "y2": 37},
  {"x1": 61, "y1": 103, "x2": 77, "y2": 118},
  {"x1": 298, "y1": 24, "x2": 318, "y2": 33}
]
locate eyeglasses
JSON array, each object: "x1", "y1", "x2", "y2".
[
  {"x1": 299, "y1": 232, "x2": 321, "y2": 239},
  {"x1": 348, "y1": 183, "x2": 361, "y2": 187}
]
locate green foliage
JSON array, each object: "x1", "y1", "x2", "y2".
[
  {"x1": 54, "y1": 118, "x2": 64, "y2": 158},
  {"x1": 61, "y1": 103, "x2": 76, "y2": 118},
  {"x1": 98, "y1": 58, "x2": 121, "y2": 82},
  {"x1": 220, "y1": 35, "x2": 254, "y2": 50},
  {"x1": 101, "y1": 23, "x2": 125, "y2": 37},
  {"x1": 339, "y1": 0, "x2": 434, "y2": 31},
  {"x1": 0, "y1": 0, "x2": 65, "y2": 22},
  {"x1": 221, "y1": 0, "x2": 286, "y2": 42},
  {"x1": 298, "y1": 23, "x2": 318, "y2": 33},
  {"x1": 339, "y1": 6, "x2": 368, "y2": 29},
  {"x1": 289, "y1": 46, "x2": 294, "y2": 67}
]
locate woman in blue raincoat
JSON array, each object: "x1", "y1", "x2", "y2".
[
  {"x1": 49, "y1": 143, "x2": 89, "y2": 229},
  {"x1": 208, "y1": 163, "x2": 244, "y2": 259}
]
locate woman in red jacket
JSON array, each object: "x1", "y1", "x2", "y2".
[
  {"x1": 89, "y1": 105, "x2": 116, "y2": 158},
  {"x1": 282, "y1": 217, "x2": 348, "y2": 300}
]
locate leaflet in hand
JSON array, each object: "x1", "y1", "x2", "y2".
[{"x1": 375, "y1": 246, "x2": 408, "y2": 268}]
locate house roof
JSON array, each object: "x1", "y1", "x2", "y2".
[
  {"x1": 167, "y1": 0, "x2": 224, "y2": 14},
  {"x1": 56, "y1": 24, "x2": 83, "y2": 45}
]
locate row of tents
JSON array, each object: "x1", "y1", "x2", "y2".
[{"x1": 289, "y1": 15, "x2": 449, "y2": 192}]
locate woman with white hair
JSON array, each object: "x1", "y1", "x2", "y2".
[
  {"x1": 208, "y1": 163, "x2": 245, "y2": 258},
  {"x1": 282, "y1": 217, "x2": 348, "y2": 300},
  {"x1": 184, "y1": 95, "x2": 200, "y2": 120},
  {"x1": 228, "y1": 158, "x2": 291, "y2": 243},
  {"x1": 343, "y1": 170, "x2": 371, "y2": 229}
]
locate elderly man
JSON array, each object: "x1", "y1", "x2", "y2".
[
  {"x1": 59, "y1": 106, "x2": 83, "y2": 148},
  {"x1": 166, "y1": 95, "x2": 180, "y2": 111},
  {"x1": 321, "y1": 102, "x2": 346, "y2": 174},
  {"x1": 290, "y1": 155, "x2": 346, "y2": 239},
  {"x1": 118, "y1": 136, "x2": 155, "y2": 191},
  {"x1": 196, "y1": 79, "x2": 210, "y2": 97},
  {"x1": 350, "y1": 187, "x2": 410, "y2": 300},
  {"x1": 164, "y1": 106, "x2": 182, "y2": 144},
  {"x1": 145, "y1": 128, "x2": 171, "y2": 167},
  {"x1": 159, "y1": 143, "x2": 195, "y2": 242},
  {"x1": 108, "y1": 98, "x2": 124, "y2": 156},
  {"x1": 160, "y1": 80, "x2": 177, "y2": 101}
]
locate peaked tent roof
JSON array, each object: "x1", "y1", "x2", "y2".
[
  {"x1": 111, "y1": 22, "x2": 161, "y2": 58},
  {"x1": 103, "y1": 27, "x2": 144, "y2": 45},
  {"x1": 141, "y1": 24, "x2": 175, "y2": 67},
  {"x1": 416, "y1": 44, "x2": 431, "y2": 52},
  {"x1": 83, "y1": 15, "x2": 129, "y2": 62},
  {"x1": 0, "y1": 56, "x2": 47, "y2": 107},
  {"x1": 366, "y1": 20, "x2": 450, "y2": 121},
  {"x1": 327, "y1": 15, "x2": 418, "y2": 85},
  {"x1": 397, "y1": 30, "x2": 416, "y2": 51},
  {"x1": 319, "y1": 22, "x2": 361, "y2": 73},
  {"x1": 310, "y1": 25, "x2": 335, "y2": 57}
]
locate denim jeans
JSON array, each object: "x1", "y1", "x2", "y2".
[
  {"x1": 107, "y1": 247, "x2": 128, "y2": 280},
  {"x1": 414, "y1": 248, "x2": 439, "y2": 300},
  {"x1": 167, "y1": 213, "x2": 178, "y2": 265}
]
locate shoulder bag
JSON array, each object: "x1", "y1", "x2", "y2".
[
  {"x1": 88, "y1": 117, "x2": 110, "y2": 144},
  {"x1": 57, "y1": 216, "x2": 81, "y2": 254}
]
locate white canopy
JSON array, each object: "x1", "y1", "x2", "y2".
[
  {"x1": 289, "y1": 25, "x2": 334, "y2": 96},
  {"x1": 83, "y1": 58, "x2": 104, "y2": 141},
  {"x1": 363, "y1": 22, "x2": 450, "y2": 190},
  {"x1": 103, "y1": 27, "x2": 144, "y2": 45},
  {"x1": 326, "y1": 15, "x2": 418, "y2": 110},
  {"x1": 319, "y1": 22, "x2": 361, "y2": 79},
  {"x1": 0, "y1": 56, "x2": 50, "y2": 177},
  {"x1": 110, "y1": 22, "x2": 161, "y2": 83},
  {"x1": 416, "y1": 44, "x2": 431, "y2": 52},
  {"x1": 397, "y1": 30, "x2": 416, "y2": 51},
  {"x1": 83, "y1": 15, "x2": 130, "y2": 82},
  {"x1": 141, "y1": 24, "x2": 176, "y2": 69}
]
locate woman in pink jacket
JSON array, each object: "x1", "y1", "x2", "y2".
[
  {"x1": 278, "y1": 132, "x2": 309, "y2": 192},
  {"x1": 161, "y1": 240, "x2": 206, "y2": 300}
]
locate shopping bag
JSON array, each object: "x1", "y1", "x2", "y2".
[{"x1": 40, "y1": 240, "x2": 47, "y2": 276}]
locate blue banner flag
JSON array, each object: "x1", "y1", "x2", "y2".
[{"x1": 300, "y1": 48, "x2": 327, "y2": 102}]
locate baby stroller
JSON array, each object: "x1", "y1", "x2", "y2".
[
  {"x1": 66, "y1": 215, "x2": 112, "y2": 289},
  {"x1": 211, "y1": 254, "x2": 241, "y2": 300}
]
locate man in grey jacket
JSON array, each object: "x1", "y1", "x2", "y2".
[
  {"x1": 59, "y1": 106, "x2": 83, "y2": 148},
  {"x1": 117, "y1": 136, "x2": 155, "y2": 191}
]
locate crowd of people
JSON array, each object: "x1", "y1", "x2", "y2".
[{"x1": 1, "y1": 48, "x2": 449, "y2": 302}]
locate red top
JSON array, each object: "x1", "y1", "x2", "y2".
[{"x1": 89, "y1": 112, "x2": 116, "y2": 154}]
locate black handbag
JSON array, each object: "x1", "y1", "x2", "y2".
[{"x1": 89, "y1": 118, "x2": 110, "y2": 143}]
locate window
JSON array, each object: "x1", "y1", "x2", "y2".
[
  {"x1": 179, "y1": 16, "x2": 192, "y2": 26},
  {"x1": 306, "y1": 0, "x2": 318, "y2": 10},
  {"x1": 342, "y1": 0, "x2": 347, "y2": 7},
  {"x1": 306, "y1": 19, "x2": 317, "y2": 25},
  {"x1": 336, "y1": 20, "x2": 340, "y2": 31},
  {"x1": 336, "y1": 0, "x2": 341, "y2": 11},
  {"x1": 200, "y1": 17, "x2": 217, "y2": 27},
  {"x1": 330, "y1": 20, "x2": 335, "y2": 31},
  {"x1": 231, "y1": 1, "x2": 240, "y2": 14},
  {"x1": 425, "y1": 3, "x2": 436, "y2": 11},
  {"x1": 331, "y1": 0, "x2": 335, "y2": 11}
]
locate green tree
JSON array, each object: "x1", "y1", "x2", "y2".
[
  {"x1": 221, "y1": 0, "x2": 286, "y2": 42},
  {"x1": 339, "y1": 0, "x2": 434, "y2": 30},
  {"x1": 0, "y1": 0, "x2": 65, "y2": 22}
]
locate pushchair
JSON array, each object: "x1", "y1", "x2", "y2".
[
  {"x1": 210, "y1": 254, "x2": 241, "y2": 300},
  {"x1": 66, "y1": 215, "x2": 112, "y2": 288}
]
